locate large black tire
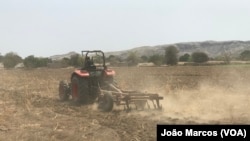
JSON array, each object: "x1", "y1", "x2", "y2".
[
  {"x1": 71, "y1": 76, "x2": 89, "y2": 104},
  {"x1": 59, "y1": 80, "x2": 70, "y2": 101},
  {"x1": 98, "y1": 92, "x2": 114, "y2": 112}
]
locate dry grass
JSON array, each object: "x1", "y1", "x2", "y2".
[{"x1": 0, "y1": 65, "x2": 250, "y2": 140}]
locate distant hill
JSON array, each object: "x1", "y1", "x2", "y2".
[
  {"x1": 50, "y1": 40, "x2": 250, "y2": 60},
  {"x1": 106, "y1": 40, "x2": 250, "y2": 59},
  {"x1": 50, "y1": 51, "x2": 78, "y2": 61},
  {"x1": 175, "y1": 40, "x2": 250, "y2": 58}
]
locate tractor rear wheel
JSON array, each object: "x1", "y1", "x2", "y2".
[
  {"x1": 98, "y1": 92, "x2": 114, "y2": 112},
  {"x1": 71, "y1": 76, "x2": 89, "y2": 104},
  {"x1": 59, "y1": 80, "x2": 70, "y2": 101}
]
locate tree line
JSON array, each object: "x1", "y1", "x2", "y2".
[
  {"x1": 0, "y1": 52, "x2": 52, "y2": 69},
  {"x1": 125, "y1": 46, "x2": 210, "y2": 66},
  {"x1": 0, "y1": 52, "x2": 85, "y2": 69},
  {"x1": 1, "y1": 47, "x2": 250, "y2": 68},
  {"x1": 107, "y1": 46, "x2": 250, "y2": 66}
]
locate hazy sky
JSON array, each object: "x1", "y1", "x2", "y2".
[{"x1": 1, "y1": 0, "x2": 250, "y2": 58}]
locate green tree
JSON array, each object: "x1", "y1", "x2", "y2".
[
  {"x1": 38, "y1": 57, "x2": 51, "y2": 67},
  {"x1": 24, "y1": 55, "x2": 52, "y2": 68},
  {"x1": 140, "y1": 55, "x2": 148, "y2": 63},
  {"x1": 126, "y1": 51, "x2": 140, "y2": 66},
  {"x1": 24, "y1": 55, "x2": 38, "y2": 68},
  {"x1": 107, "y1": 55, "x2": 119, "y2": 65},
  {"x1": 3, "y1": 52, "x2": 22, "y2": 68},
  {"x1": 179, "y1": 53, "x2": 190, "y2": 62},
  {"x1": 240, "y1": 50, "x2": 250, "y2": 61},
  {"x1": 165, "y1": 45, "x2": 178, "y2": 65},
  {"x1": 191, "y1": 52, "x2": 209, "y2": 63},
  {"x1": 148, "y1": 54, "x2": 164, "y2": 66},
  {"x1": 69, "y1": 54, "x2": 82, "y2": 67},
  {"x1": 60, "y1": 57, "x2": 70, "y2": 67}
]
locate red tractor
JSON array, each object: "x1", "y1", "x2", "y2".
[{"x1": 59, "y1": 50, "x2": 163, "y2": 112}]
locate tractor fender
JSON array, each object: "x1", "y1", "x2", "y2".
[
  {"x1": 104, "y1": 69, "x2": 115, "y2": 76},
  {"x1": 71, "y1": 69, "x2": 89, "y2": 79}
]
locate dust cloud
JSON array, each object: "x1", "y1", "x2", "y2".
[
  {"x1": 125, "y1": 67, "x2": 250, "y2": 124},
  {"x1": 161, "y1": 82, "x2": 250, "y2": 124}
]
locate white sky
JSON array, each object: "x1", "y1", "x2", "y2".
[{"x1": 1, "y1": 0, "x2": 250, "y2": 58}]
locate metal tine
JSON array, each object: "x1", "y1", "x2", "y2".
[
  {"x1": 151, "y1": 100, "x2": 156, "y2": 109},
  {"x1": 146, "y1": 101, "x2": 150, "y2": 109}
]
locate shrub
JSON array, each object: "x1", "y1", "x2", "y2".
[
  {"x1": 191, "y1": 52, "x2": 209, "y2": 63},
  {"x1": 179, "y1": 53, "x2": 190, "y2": 62},
  {"x1": 126, "y1": 51, "x2": 140, "y2": 66},
  {"x1": 24, "y1": 55, "x2": 52, "y2": 68},
  {"x1": 240, "y1": 50, "x2": 250, "y2": 61},
  {"x1": 3, "y1": 52, "x2": 22, "y2": 68},
  {"x1": 148, "y1": 54, "x2": 164, "y2": 66}
]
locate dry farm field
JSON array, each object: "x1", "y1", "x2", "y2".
[{"x1": 0, "y1": 65, "x2": 250, "y2": 141}]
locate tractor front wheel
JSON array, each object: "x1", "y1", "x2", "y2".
[{"x1": 98, "y1": 92, "x2": 114, "y2": 112}]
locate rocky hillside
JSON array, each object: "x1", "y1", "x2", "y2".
[
  {"x1": 106, "y1": 40, "x2": 250, "y2": 58},
  {"x1": 50, "y1": 51, "x2": 78, "y2": 61},
  {"x1": 50, "y1": 40, "x2": 250, "y2": 60}
]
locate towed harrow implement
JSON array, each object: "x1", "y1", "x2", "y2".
[{"x1": 99, "y1": 84, "x2": 163, "y2": 111}]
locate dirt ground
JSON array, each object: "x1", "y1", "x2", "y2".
[{"x1": 0, "y1": 65, "x2": 250, "y2": 141}]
